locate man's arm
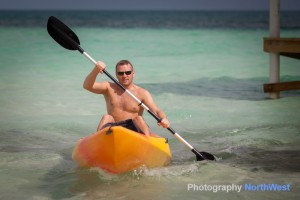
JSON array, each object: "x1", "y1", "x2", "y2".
[
  {"x1": 83, "y1": 61, "x2": 108, "y2": 94},
  {"x1": 142, "y1": 89, "x2": 170, "y2": 128}
]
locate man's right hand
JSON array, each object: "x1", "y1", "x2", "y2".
[{"x1": 95, "y1": 61, "x2": 106, "y2": 74}]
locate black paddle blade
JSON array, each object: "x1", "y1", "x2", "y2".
[
  {"x1": 47, "y1": 16, "x2": 82, "y2": 52},
  {"x1": 192, "y1": 149, "x2": 216, "y2": 161}
]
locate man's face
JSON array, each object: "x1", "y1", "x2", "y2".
[{"x1": 116, "y1": 64, "x2": 135, "y2": 87}]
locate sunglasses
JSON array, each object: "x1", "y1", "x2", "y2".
[{"x1": 117, "y1": 71, "x2": 132, "y2": 76}]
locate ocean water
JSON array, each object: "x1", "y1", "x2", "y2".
[{"x1": 0, "y1": 11, "x2": 300, "y2": 199}]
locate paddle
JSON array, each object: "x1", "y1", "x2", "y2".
[{"x1": 47, "y1": 16, "x2": 215, "y2": 161}]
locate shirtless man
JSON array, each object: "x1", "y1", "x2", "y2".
[{"x1": 83, "y1": 60, "x2": 170, "y2": 136}]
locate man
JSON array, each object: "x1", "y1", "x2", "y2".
[{"x1": 83, "y1": 60, "x2": 170, "y2": 136}]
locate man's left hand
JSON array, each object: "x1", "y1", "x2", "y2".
[{"x1": 158, "y1": 118, "x2": 170, "y2": 128}]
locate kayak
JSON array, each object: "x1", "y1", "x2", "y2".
[{"x1": 72, "y1": 126, "x2": 172, "y2": 174}]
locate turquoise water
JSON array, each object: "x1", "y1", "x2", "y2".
[{"x1": 0, "y1": 11, "x2": 300, "y2": 199}]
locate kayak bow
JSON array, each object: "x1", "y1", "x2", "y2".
[{"x1": 72, "y1": 126, "x2": 172, "y2": 174}]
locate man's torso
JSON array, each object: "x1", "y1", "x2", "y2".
[{"x1": 104, "y1": 82, "x2": 145, "y2": 121}]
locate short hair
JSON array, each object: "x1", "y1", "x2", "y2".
[{"x1": 115, "y1": 60, "x2": 133, "y2": 71}]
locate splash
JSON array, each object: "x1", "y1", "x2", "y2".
[{"x1": 129, "y1": 162, "x2": 206, "y2": 180}]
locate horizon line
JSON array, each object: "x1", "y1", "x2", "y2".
[{"x1": 1, "y1": 9, "x2": 298, "y2": 12}]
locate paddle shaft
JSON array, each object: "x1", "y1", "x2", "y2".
[{"x1": 81, "y1": 50, "x2": 197, "y2": 152}]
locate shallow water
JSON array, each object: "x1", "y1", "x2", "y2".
[{"x1": 0, "y1": 11, "x2": 300, "y2": 199}]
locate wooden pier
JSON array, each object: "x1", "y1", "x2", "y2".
[
  {"x1": 263, "y1": 0, "x2": 300, "y2": 99},
  {"x1": 264, "y1": 38, "x2": 300, "y2": 60},
  {"x1": 263, "y1": 37, "x2": 300, "y2": 93}
]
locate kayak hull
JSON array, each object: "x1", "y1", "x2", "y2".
[{"x1": 72, "y1": 126, "x2": 172, "y2": 174}]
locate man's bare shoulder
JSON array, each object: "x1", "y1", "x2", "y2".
[
  {"x1": 107, "y1": 81, "x2": 115, "y2": 88},
  {"x1": 134, "y1": 84, "x2": 151, "y2": 97},
  {"x1": 108, "y1": 82, "x2": 123, "y2": 90}
]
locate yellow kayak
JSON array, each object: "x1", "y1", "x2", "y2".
[{"x1": 72, "y1": 126, "x2": 172, "y2": 174}]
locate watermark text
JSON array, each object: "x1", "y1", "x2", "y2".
[{"x1": 187, "y1": 183, "x2": 291, "y2": 193}]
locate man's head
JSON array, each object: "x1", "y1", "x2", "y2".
[{"x1": 115, "y1": 60, "x2": 135, "y2": 87}]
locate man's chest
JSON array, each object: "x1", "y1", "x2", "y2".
[{"x1": 107, "y1": 91, "x2": 142, "y2": 112}]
